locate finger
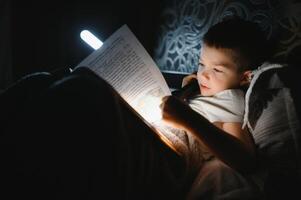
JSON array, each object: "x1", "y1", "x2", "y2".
[
  {"x1": 182, "y1": 75, "x2": 197, "y2": 87},
  {"x1": 162, "y1": 95, "x2": 172, "y2": 103},
  {"x1": 159, "y1": 102, "x2": 164, "y2": 110},
  {"x1": 160, "y1": 95, "x2": 171, "y2": 110}
]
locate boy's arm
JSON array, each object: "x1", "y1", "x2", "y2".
[
  {"x1": 221, "y1": 122, "x2": 256, "y2": 159},
  {"x1": 161, "y1": 95, "x2": 256, "y2": 173}
]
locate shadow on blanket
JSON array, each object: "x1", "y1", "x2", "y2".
[{"x1": 0, "y1": 67, "x2": 192, "y2": 199}]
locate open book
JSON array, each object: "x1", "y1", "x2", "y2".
[{"x1": 75, "y1": 25, "x2": 189, "y2": 156}]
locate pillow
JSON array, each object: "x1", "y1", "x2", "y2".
[{"x1": 243, "y1": 62, "x2": 301, "y2": 174}]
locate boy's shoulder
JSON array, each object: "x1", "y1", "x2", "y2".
[
  {"x1": 214, "y1": 89, "x2": 245, "y2": 100},
  {"x1": 189, "y1": 88, "x2": 245, "y2": 123},
  {"x1": 191, "y1": 89, "x2": 244, "y2": 103}
]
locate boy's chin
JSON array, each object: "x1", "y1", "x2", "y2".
[{"x1": 200, "y1": 90, "x2": 214, "y2": 97}]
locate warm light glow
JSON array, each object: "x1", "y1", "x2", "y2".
[
  {"x1": 138, "y1": 96, "x2": 163, "y2": 123},
  {"x1": 80, "y1": 30, "x2": 103, "y2": 50}
]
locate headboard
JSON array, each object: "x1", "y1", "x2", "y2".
[{"x1": 154, "y1": 0, "x2": 301, "y2": 74}]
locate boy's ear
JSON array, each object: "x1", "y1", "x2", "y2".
[{"x1": 240, "y1": 70, "x2": 252, "y2": 86}]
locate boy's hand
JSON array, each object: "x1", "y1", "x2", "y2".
[
  {"x1": 182, "y1": 72, "x2": 197, "y2": 87},
  {"x1": 160, "y1": 95, "x2": 190, "y2": 129}
]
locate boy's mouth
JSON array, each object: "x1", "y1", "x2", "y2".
[{"x1": 200, "y1": 83, "x2": 209, "y2": 89}]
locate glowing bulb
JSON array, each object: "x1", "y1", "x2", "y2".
[{"x1": 80, "y1": 30, "x2": 103, "y2": 50}]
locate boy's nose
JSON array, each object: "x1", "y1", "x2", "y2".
[{"x1": 200, "y1": 69, "x2": 210, "y2": 79}]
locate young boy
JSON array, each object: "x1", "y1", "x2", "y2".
[{"x1": 160, "y1": 17, "x2": 271, "y2": 173}]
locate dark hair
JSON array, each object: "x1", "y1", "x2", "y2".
[{"x1": 203, "y1": 17, "x2": 271, "y2": 71}]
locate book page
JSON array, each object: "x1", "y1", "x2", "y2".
[
  {"x1": 75, "y1": 24, "x2": 193, "y2": 156},
  {"x1": 76, "y1": 25, "x2": 171, "y2": 123},
  {"x1": 151, "y1": 120, "x2": 189, "y2": 156}
]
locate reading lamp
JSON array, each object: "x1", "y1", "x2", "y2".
[{"x1": 80, "y1": 30, "x2": 103, "y2": 50}]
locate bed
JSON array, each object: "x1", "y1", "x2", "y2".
[{"x1": 0, "y1": 62, "x2": 300, "y2": 199}]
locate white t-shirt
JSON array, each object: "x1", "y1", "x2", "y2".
[
  {"x1": 184, "y1": 89, "x2": 245, "y2": 166},
  {"x1": 188, "y1": 89, "x2": 245, "y2": 123}
]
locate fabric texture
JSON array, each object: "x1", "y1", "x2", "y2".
[
  {"x1": 185, "y1": 88, "x2": 264, "y2": 200},
  {"x1": 189, "y1": 89, "x2": 245, "y2": 123},
  {"x1": 243, "y1": 62, "x2": 300, "y2": 172},
  {"x1": 184, "y1": 89, "x2": 245, "y2": 171},
  {"x1": 187, "y1": 158, "x2": 264, "y2": 200},
  {"x1": 242, "y1": 62, "x2": 301, "y2": 198}
]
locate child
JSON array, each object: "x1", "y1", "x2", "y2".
[{"x1": 160, "y1": 17, "x2": 271, "y2": 173}]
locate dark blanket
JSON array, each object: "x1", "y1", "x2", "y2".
[{"x1": 0, "y1": 67, "x2": 191, "y2": 199}]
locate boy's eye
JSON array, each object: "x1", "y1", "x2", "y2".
[{"x1": 213, "y1": 68, "x2": 222, "y2": 73}]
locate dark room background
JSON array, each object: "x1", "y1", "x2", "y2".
[
  {"x1": 0, "y1": 0, "x2": 166, "y2": 90},
  {"x1": 0, "y1": 0, "x2": 300, "y2": 90}
]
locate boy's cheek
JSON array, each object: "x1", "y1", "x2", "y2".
[{"x1": 196, "y1": 73, "x2": 202, "y2": 83}]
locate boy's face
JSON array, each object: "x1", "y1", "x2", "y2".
[{"x1": 197, "y1": 44, "x2": 248, "y2": 96}]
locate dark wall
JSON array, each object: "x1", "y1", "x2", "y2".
[
  {"x1": 154, "y1": 0, "x2": 301, "y2": 73},
  {"x1": 6, "y1": 0, "x2": 301, "y2": 83},
  {"x1": 0, "y1": 0, "x2": 12, "y2": 90},
  {"x1": 11, "y1": 0, "x2": 165, "y2": 80}
]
